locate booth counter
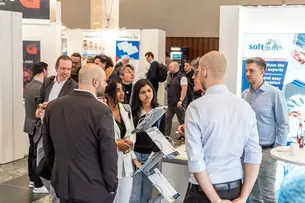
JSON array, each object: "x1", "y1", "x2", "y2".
[{"x1": 160, "y1": 144, "x2": 188, "y2": 203}]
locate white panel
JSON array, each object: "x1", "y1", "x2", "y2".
[
  {"x1": 219, "y1": 6, "x2": 243, "y2": 96},
  {"x1": 0, "y1": 11, "x2": 14, "y2": 164},
  {"x1": 23, "y1": 23, "x2": 60, "y2": 76},
  {"x1": 12, "y1": 12, "x2": 25, "y2": 161},
  {"x1": 66, "y1": 29, "x2": 83, "y2": 56}
]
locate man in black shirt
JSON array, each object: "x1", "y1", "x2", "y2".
[
  {"x1": 119, "y1": 64, "x2": 135, "y2": 104},
  {"x1": 145, "y1": 52, "x2": 159, "y2": 93}
]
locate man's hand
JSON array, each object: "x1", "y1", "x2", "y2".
[
  {"x1": 232, "y1": 197, "x2": 247, "y2": 203},
  {"x1": 177, "y1": 101, "x2": 183, "y2": 108},
  {"x1": 177, "y1": 124, "x2": 185, "y2": 136},
  {"x1": 222, "y1": 200, "x2": 233, "y2": 203},
  {"x1": 117, "y1": 140, "x2": 131, "y2": 152},
  {"x1": 35, "y1": 108, "x2": 42, "y2": 118}
]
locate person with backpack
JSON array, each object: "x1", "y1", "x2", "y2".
[
  {"x1": 165, "y1": 62, "x2": 188, "y2": 138},
  {"x1": 145, "y1": 51, "x2": 168, "y2": 93}
]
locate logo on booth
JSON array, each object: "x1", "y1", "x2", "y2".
[
  {"x1": 249, "y1": 39, "x2": 283, "y2": 52},
  {"x1": 20, "y1": 0, "x2": 40, "y2": 9},
  {"x1": 26, "y1": 44, "x2": 38, "y2": 55}
]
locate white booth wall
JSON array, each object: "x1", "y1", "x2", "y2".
[
  {"x1": 219, "y1": 5, "x2": 305, "y2": 96},
  {"x1": 0, "y1": 11, "x2": 24, "y2": 164},
  {"x1": 66, "y1": 29, "x2": 166, "y2": 104},
  {"x1": 22, "y1": 20, "x2": 62, "y2": 76}
]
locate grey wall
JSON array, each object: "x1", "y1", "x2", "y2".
[
  {"x1": 119, "y1": 0, "x2": 305, "y2": 37},
  {"x1": 61, "y1": 0, "x2": 91, "y2": 29}
]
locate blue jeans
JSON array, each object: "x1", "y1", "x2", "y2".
[{"x1": 129, "y1": 152, "x2": 154, "y2": 203}]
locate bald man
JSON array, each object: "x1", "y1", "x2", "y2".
[
  {"x1": 184, "y1": 51, "x2": 262, "y2": 203},
  {"x1": 165, "y1": 61, "x2": 188, "y2": 138},
  {"x1": 43, "y1": 64, "x2": 118, "y2": 203}
]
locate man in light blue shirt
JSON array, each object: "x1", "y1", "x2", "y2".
[
  {"x1": 242, "y1": 57, "x2": 289, "y2": 203},
  {"x1": 184, "y1": 51, "x2": 262, "y2": 203}
]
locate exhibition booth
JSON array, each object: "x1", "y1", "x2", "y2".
[
  {"x1": 219, "y1": 4, "x2": 305, "y2": 193},
  {"x1": 0, "y1": 0, "x2": 166, "y2": 164}
]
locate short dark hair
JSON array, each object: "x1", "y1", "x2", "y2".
[
  {"x1": 71, "y1": 52, "x2": 82, "y2": 61},
  {"x1": 145, "y1": 52, "x2": 154, "y2": 59},
  {"x1": 32, "y1": 62, "x2": 48, "y2": 76},
  {"x1": 55, "y1": 55, "x2": 72, "y2": 69},
  {"x1": 94, "y1": 54, "x2": 114, "y2": 69},
  {"x1": 119, "y1": 64, "x2": 134, "y2": 76},
  {"x1": 246, "y1": 57, "x2": 266, "y2": 70},
  {"x1": 184, "y1": 60, "x2": 191, "y2": 65}
]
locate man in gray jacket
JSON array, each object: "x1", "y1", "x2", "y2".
[{"x1": 23, "y1": 62, "x2": 49, "y2": 193}]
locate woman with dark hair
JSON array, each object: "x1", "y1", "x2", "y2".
[
  {"x1": 105, "y1": 80, "x2": 135, "y2": 203},
  {"x1": 129, "y1": 79, "x2": 166, "y2": 203},
  {"x1": 94, "y1": 54, "x2": 115, "y2": 80}
]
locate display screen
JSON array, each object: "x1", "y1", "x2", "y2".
[{"x1": 170, "y1": 52, "x2": 182, "y2": 60}]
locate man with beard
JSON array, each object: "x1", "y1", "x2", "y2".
[
  {"x1": 242, "y1": 57, "x2": 289, "y2": 203},
  {"x1": 43, "y1": 64, "x2": 118, "y2": 203},
  {"x1": 70, "y1": 53, "x2": 82, "y2": 82},
  {"x1": 183, "y1": 51, "x2": 262, "y2": 203}
]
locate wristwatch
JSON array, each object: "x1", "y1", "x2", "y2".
[{"x1": 217, "y1": 199, "x2": 222, "y2": 203}]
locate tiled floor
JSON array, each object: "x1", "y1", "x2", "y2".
[{"x1": 0, "y1": 159, "x2": 51, "y2": 203}]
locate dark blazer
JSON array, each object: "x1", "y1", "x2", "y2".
[
  {"x1": 147, "y1": 61, "x2": 159, "y2": 92},
  {"x1": 24, "y1": 79, "x2": 42, "y2": 135},
  {"x1": 38, "y1": 76, "x2": 78, "y2": 104},
  {"x1": 43, "y1": 90, "x2": 118, "y2": 203}
]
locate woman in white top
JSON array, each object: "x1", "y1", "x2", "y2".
[{"x1": 105, "y1": 80, "x2": 136, "y2": 203}]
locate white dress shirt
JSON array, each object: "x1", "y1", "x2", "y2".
[
  {"x1": 185, "y1": 84, "x2": 262, "y2": 185},
  {"x1": 48, "y1": 77, "x2": 67, "y2": 102}
]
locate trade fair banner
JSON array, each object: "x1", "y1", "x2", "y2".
[
  {"x1": 242, "y1": 33, "x2": 305, "y2": 92},
  {"x1": 82, "y1": 31, "x2": 106, "y2": 58},
  {"x1": 23, "y1": 40, "x2": 40, "y2": 92},
  {"x1": 115, "y1": 30, "x2": 141, "y2": 77},
  {"x1": 0, "y1": 0, "x2": 50, "y2": 19}
]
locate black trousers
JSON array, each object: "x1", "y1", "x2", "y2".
[
  {"x1": 28, "y1": 134, "x2": 43, "y2": 188},
  {"x1": 183, "y1": 182, "x2": 241, "y2": 203}
]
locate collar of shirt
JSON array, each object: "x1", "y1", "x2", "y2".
[
  {"x1": 150, "y1": 60, "x2": 156, "y2": 64},
  {"x1": 205, "y1": 84, "x2": 229, "y2": 95},
  {"x1": 73, "y1": 89, "x2": 98, "y2": 100},
  {"x1": 250, "y1": 81, "x2": 268, "y2": 94},
  {"x1": 54, "y1": 76, "x2": 67, "y2": 85},
  {"x1": 139, "y1": 107, "x2": 153, "y2": 117},
  {"x1": 33, "y1": 77, "x2": 43, "y2": 83}
]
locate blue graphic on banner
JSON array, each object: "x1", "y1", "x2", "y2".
[
  {"x1": 116, "y1": 40, "x2": 140, "y2": 61},
  {"x1": 241, "y1": 60, "x2": 288, "y2": 92}
]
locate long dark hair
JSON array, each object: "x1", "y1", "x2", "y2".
[
  {"x1": 131, "y1": 79, "x2": 159, "y2": 116},
  {"x1": 105, "y1": 80, "x2": 122, "y2": 106}
]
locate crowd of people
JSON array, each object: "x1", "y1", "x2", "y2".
[{"x1": 23, "y1": 50, "x2": 303, "y2": 203}]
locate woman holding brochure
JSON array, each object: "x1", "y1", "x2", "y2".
[
  {"x1": 129, "y1": 79, "x2": 166, "y2": 203},
  {"x1": 105, "y1": 80, "x2": 136, "y2": 203}
]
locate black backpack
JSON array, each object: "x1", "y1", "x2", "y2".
[{"x1": 157, "y1": 63, "x2": 168, "y2": 82}]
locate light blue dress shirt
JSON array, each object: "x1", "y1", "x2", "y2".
[
  {"x1": 242, "y1": 82, "x2": 289, "y2": 147},
  {"x1": 185, "y1": 84, "x2": 262, "y2": 185}
]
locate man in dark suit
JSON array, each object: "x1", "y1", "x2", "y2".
[
  {"x1": 145, "y1": 51, "x2": 160, "y2": 93},
  {"x1": 24, "y1": 62, "x2": 49, "y2": 193},
  {"x1": 35, "y1": 55, "x2": 78, "y2": 203},
  {"x1": 43, "y1": 64, "x2": 118, "y2": 203}
]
